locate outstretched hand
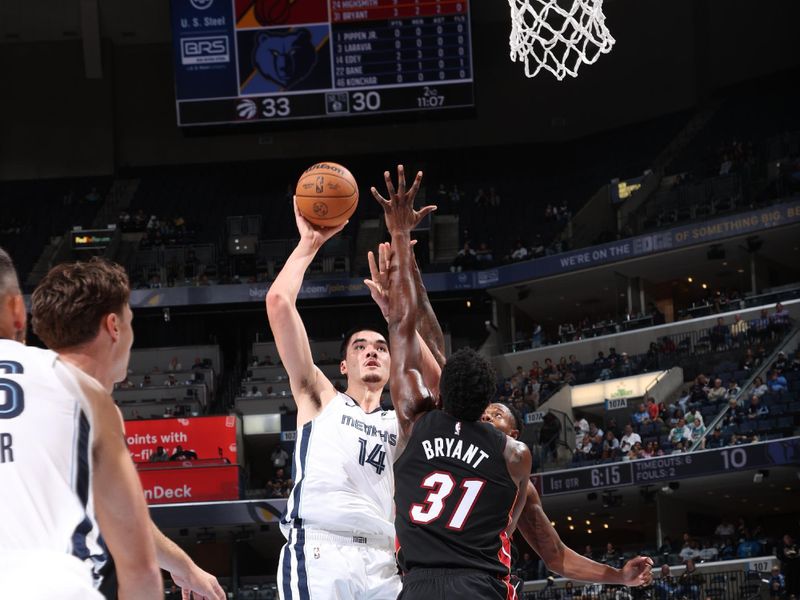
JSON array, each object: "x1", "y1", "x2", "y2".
[
  {"x1": 172, "y1": 563, "x2": 226, "y2": 600},
  {"x1": 370, "y1": 164, "x2": 436, "y2": 234},
  {"x1": 364, "y1": 240, "x2": 417, "y2": 319},
  {"x1": 619, "y1": 556, "x2": 654, "y2": 587},
  {"x1": 293, "y1": 195, "x2": 347, "y2": 251}
]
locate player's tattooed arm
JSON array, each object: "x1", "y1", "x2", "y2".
[
  {"x1": 409, "y1": 248, "x2": 446, "y2": 369},
  {"x1": 518, "y1": 482, "x2": 653, "y2": 586},
  {"x1": 374, "y1": 165, "x2": 437, "y2": 437},
  {"x1": 364, "y1": 241, "x2": 442, "y2": 397}
]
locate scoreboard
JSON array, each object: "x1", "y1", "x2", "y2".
[{"x1": 170, "y1": 0, "x2": 474, "y2": 126}]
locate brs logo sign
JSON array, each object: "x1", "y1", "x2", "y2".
[{"x1": 180, "y1": 36, "x2": 229, "y2": 65}]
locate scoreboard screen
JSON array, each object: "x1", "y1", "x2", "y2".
[{"x1": 170, "y1": 0, "x2": 474, "y2": 127}]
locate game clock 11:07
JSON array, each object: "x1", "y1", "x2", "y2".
[{"x1": 170, "y1": 0, "x2": 475, "y2": 127}]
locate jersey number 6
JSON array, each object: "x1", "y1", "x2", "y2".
[
  {"x1": 0, "y1": 361, "x2": 24, "y2": 420},
  {"x1": 409, "y1": 471, "x2": 486, "y2": 531}
]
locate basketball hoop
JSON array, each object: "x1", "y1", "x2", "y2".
[{"x1": 507, "y1": 0, "x2": 615, "y2": 80}]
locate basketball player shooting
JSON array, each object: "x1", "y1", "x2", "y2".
[
  {"x1": 482, "y1": 403, "x2": 653, "y2": 587},
  {"x1": 30, "y1": 258, "x2": 225, "y2": 600},
  {"x1": 377, "y1": 166, "x2": 532, "y2": 600},
  {"x1": 265, "y1": 192, "x2": 442, "y2": 600},
  {"x1": 0, "y1": 249, "x2": 162, "y2": 600}
]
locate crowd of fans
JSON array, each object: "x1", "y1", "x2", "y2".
[{"x1": 571, "y1": 345, "x2": 797, "y2": 464}]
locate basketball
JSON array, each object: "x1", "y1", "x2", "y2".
[{"x1": 295, "y1": 162, "x2": 359, "y2": 227}]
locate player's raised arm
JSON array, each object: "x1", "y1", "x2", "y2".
[
  {"x1": 375, "y1": 165, "x2": 437, "y2": 437},
  {"x1": 364, "y1": 241, "x2": 443, "y2": 397},
  {"x1": 266, "y1": 197, "x2": 345, "y2": 425},
  {"x1": 65, "y1": 363, "x2": 163, "y2": 600},
  {"x1": 517, "y1": 482, "x2": 653, "y2": 586}
]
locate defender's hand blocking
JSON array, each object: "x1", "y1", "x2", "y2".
[
  {"x1": 364, "y1": 240, "x2": 417, "y2": 319},
  {"x1": 293, "y1": 195, "x2": 347, "y2": 251},
  {"x1": 370, "y1": 165, "x2": 436, "y2": 234},
  {"x1": 619, "y1": 556, "x2": 654, "y2": 587}
]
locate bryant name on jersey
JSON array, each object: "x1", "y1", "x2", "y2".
[{"x1": 420, "y1": 436, "x2": 490, "y2": 469}]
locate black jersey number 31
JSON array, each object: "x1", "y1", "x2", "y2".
[{"x1": 0, "y1": 361, "x2": 24, "y2": 419}]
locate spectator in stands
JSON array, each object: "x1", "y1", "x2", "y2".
[
  {"x1": 679, "y1": 539, "x2": 701, "y2": 563},
  {"x1": 741, "y1": 348, "x2": 757, "y2": 372},
  {"x1": 707, "y1": 378, "x2": 726, "y2": 403},
  {"x1": 167, "y1": 356, "x2": 182, "y2": 372},
  {"x1": 268, "y1": 467, "x2": 292, "y2": 498},
  {"x1": 246, "y1": 385, "x2": 263, "y2": 398},
  {"x1": 769, "y1": 565, "x2": 786, "y2": 598},
  {"x1": 710, "y1": 317, "x2": 730, "y2": 350},
  {"x1": 601, "y1": 543, "x2": 620, "y2": 568},
  {"x1": 752, "y1": 376, "x2": 769, "y2": 398},
  {"x1": 191, "y1": 357, "x2": 205, "y2": 371},
  {"x1": 791, "y1": 352, "x2": 800, "y2": 372},
  {"x1": 768, "y1": 370, "x2": 789, "y2": 393},
  {"x1": 540, "y1": 412, "x2": 561, "y2": 461},
  {"x1": 588, "y1": 422, "x2": 603, "y2": 443},
  {"x1": 602, "y1": 430, "x2": 620, "y2": 459},
  {"x1": 620, "y1": 424, "x2": 641, "y2": 454},
  {"x1": 163, "y1": 374, "x2": 177, "y2": 387},
  {"x1": 778, "y1": 534, "x2": 800, "y2": 596},
  {"x1": 619, "y1": 352, "x2": 633, "y2": 376},
  {"x1": 575, "y1": 433, "x2": 598, "y2": 463},
  {"x1": 149, "y1": 446, "x2": 170, "y2": 463},
  {"x1": 725, "y1": 380, "x2": 742, "y2": 401},
  {"x1": 653, "y1": 564, "x2": 677, "y2": 600},
  {"x1": 715, "y1": 518, "x2": 736, "y2": 538},
  {"x1": 475, "y1": 242, "x2": 494, "y2": 264},
  {"x1": 752, "y1": 309, "x2": 772, "y2": 342},
  {"x1": 719, "y1": 538, "x2": 736, "y2": 560},
  {"x1": 580, "y1": 582, "x2": 604, "y2": 599},
  {"x1": 706, "y1": 427, "x2": 725, "y2": 449},
  {"x1": 516, "y1": 551, "x2": 537, "y2": 581},
  {"x1": 627, "y1": 441, "x2": 645, "y2": 460},
  {"x1": 688, "y1": 375, "x2": 709, "y2": 405},
  {"x1": 773, "y1": 351, "x2": 790, "y2": 373},
  {"x1": 689, "y1": 418, "x2": 706, "y2": 448},
  {"x1": 141, "y1": 374, "x2": 152, "y2": 387},
  {"x1": 645, "y1": 396, "x2": 660, "y2": 424},
  {"x1": 698, "y1": 541, "x2": 718, "y2": 563},
  {"x1": 746, "y1": 395, "x2": 769, "y2": 420},
  {"x1": 658, "y1": 537, "x2": 675, "y2": 557},
  {"x1": 677, "y1": 559, "x2": 702, "y2": 599},
  {"x1": 509, "y1": 240, "x2": 529, "y2": 262},
  {"x1": 736, "y1": 532, "x2": 762, "y2": 558},
  {"x1": 669, "y1": 418, "x2": 691, "y2": 445},
  {"x1": 451, "y1": 241, "x2": 477, "y2": 272},
  {"x1": 271, "y1": 444, "x2": 289, "y2": 471},
  {"x1": 730, "y1": 314, "x2": 749, "y2": 346},
  {"x1": 561, "y1": 580, "x2": 576, "y2": 599},
  {"x1": 771, "y1": 302, "x2": 792, "y2": 336},
  {"x1": 631, "y1": 403, "x2": 649, "y2": 429},
  {"x1": 170, "y1": 445, "x2": 198, "y2": 461}
]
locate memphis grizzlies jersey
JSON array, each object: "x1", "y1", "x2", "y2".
[
  {"x1": 0, "y1": 340, "x2": 105, "y2": 578},
  {"x1": 281, "y1": 392, "x2": 399, "y2": 539}
]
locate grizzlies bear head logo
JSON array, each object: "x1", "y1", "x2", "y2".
[{"x1": 253, "y1": 29, "x2": 317, "y2": 89}]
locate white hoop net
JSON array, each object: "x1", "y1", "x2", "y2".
[{"x1": 508, "y1": 0, "x2": 615, "y2": 81}]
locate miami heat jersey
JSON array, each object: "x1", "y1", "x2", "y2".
[
  {"x1": 394, "y1": 410, "x2": 518, "y2": 576},
  {"x1": 0, "y1": 340, "x2": 104, "y2": 574},
  {"x1": 281, "y1": 392, "x2": 400, "y2": 539}
]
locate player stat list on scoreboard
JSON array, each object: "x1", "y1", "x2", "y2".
[{"x1": 171, "y1": 0, "x2": 474, "y2": 126}]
